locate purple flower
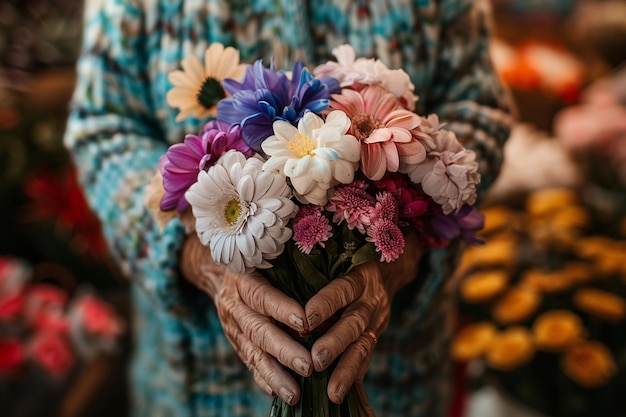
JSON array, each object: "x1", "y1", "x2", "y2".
[
  {"x1": 431, "y1": 205, "x2": 485, "y2": 245},
  {"x1": 160, "y1": 121, "x2": 252, "y2": 212},
  {"x1": 217, "y1": 60, "x2": 340, "y2": 152}
]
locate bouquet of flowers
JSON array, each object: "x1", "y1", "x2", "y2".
[{"x1": 145, "y1": 43, "x2": 485, "y2": 417}]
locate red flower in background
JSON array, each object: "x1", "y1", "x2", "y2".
[
  {"x1": 21, "y1": 165, "x2": 108, "y2": 258},
  {"x1": 0, "y1": 339, "x2": 25, "y2": 375},
  {"x1": 0, "y1": 294, "x2": 25, "y2": 322},
  {"x1": 72, "y1": 294, "x2": 122, "y2": 340},
  {"x1": 29, "y1": 332, "x2": 74, "y2": 378},
  {"x1": 25, "y1": 284, "x2": 70, "y2": 334}
]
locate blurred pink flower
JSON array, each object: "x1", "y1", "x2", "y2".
[
  {"x1": 326, "y1": 181, "x2": 376, "y2": 234},
  {"x1": 366, "y1": 219, "x2": 405, "y2": 263},
  {"x1": 292, "y1": 214, "x2": 333, "y2": 254},
  {"x1": 25, "y1": 284, "x2": 70, "y2": 334},
  {"x1": 0, "y1": 339, "x2": 25, "y2": 375},
  {"x1": 73, "y1": 295, "x2": 123, "y2": 340},
  {"x1": 329, "y1": 85, "x2": 425, "y2": 180},
  {"x1": 0, "y1": 294, "x2": 25, "y2": 322},
  {"x1": 0, "y1": 257, "x2": 30, "y2": 301},
  {"x1": 29, "y1": 333, "x2": 74, "y2": 378}
]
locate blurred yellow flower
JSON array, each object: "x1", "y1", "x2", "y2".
[
  {"x1": 450, "y1": 322, "x2": 497, "y2": 362},
  {"x1": 558, "y1": 262, "x2": 593, "y2": 285},
  {"x1": 480, "y1": 205, "x2": 516, "y2": 236},
  {"x1": 533, "y1": 310, "x2": 586, "y2": 352},
  {"x1": 561, "y1": 341, "x2": 617, "y2": 389},
  {"x1": 492, "y1": 286, "x2": 541, "y2": 324},
  {"x1": 460, "y1": 270, "x2": 509, "y2": 303},
  {"x1": 456, "y1": 236, "x2": 518, "y2": 276},
  {"x1": 525, "y1": 188, "x2": 579, "y2": 218},
  {"x1": 486, "y1": 327, "x2": 535, "y2": 371},
  {"x1": 520, "y1": 268, "x2": 572, "y2": 293},
  {"x1": 574, "y1": 288, "x2": 626, "y2": 322}
]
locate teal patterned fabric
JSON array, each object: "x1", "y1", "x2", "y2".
[{"x1": 64, "y1": 0, "x2": 513, "y2": 416}]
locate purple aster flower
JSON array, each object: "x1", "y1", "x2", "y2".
[
  {"x1": 217, "y1": 60, "x2": 340, "y2": 152},
  {"x1": 160, "y1": 121, "x2": 252, "y2": 212},
  {"x1": 431, "y1": 204, "x2": 485, "y2": 245}
]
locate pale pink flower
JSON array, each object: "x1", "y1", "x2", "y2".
[
  {"x1": 314, "y1": 44, "x2": 418, "y2": 110},
  {"x1": 366, "y1": 219, "x2": 405, "y2": 263},
  {"x1": 405, "y1": 128, "x2": 480, "y2": 214},
  {"x1": 292, "y1": 214, "x2": 333, "y2": 254},
  {"x1": 329, "y1": 85, "x2": 425, "y2": 181},
  {"x1": 325, "y1": 181, "x2": 376, "y2": 234}
]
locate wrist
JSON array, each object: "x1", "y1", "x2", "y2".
[{"x1": 180, "y1": 234, "x2": 225, "y2": 300}]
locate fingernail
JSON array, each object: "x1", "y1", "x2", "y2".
[
  {"x1": 265, "y1": 384, "x2": 274, "y2": 396},
  {"x1": 279, "y1": 387, "x2": 295, "y2": 405},
  {"x1": 307, "y1": 312, "x2": 320, "y2": 329},
  {"x1": 289, "y1": 314, "x2": 304, "y2": 331},
  {"x1": 335, "y1": 384, "x2": 347, "y2": 403},
  {"x1": 316, "y1": 349, "x2": 330, "y2": 369},
  {"x1": 293, "y1": 357, "x2": 311, "y2": 376}
]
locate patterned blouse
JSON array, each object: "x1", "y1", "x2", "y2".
[{"x1": 64, "y1": 0, "x2": 513, "y2": 416}]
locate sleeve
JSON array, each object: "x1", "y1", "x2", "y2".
[
  {"x1": 426, "y1": 0, "x2": 515, "y2": 196},
  {"x1": 64, "y1": 0, "x2": 191, "y2": 314}
]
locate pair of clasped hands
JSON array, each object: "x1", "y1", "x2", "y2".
[{"x1": 180, "y1": 232, "x2": 421, "y2": 406}]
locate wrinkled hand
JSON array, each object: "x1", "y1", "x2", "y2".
[
  {"x1": 180, "y1": 234, "x2": 313, "y2": 405},
  {"x1": 304, "y1": 232, "x2": 423, "y2": 404}
]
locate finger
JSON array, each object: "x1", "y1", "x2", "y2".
[
  {"x1": 234, "y1": 301, "x2": 312, "y2": 377},
  {"x1": 327, "y1": 333, "x2": 376, "y2": 404},
  {"x1": 304, "y1": 275, "x2": 363, "y2": 330},
  {"x1": 236, "y1": 272, "x2": 307, "y2": 332},
  {"x1": 310, "y1": 300, "x2": 372, "y2": 371},
  {"x1": 235, "y1": 329, "x2": 301, "y2": 405}
]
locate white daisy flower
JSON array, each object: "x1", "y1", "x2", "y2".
[
  {"x1": 261, "y1": 111, "x2": 360, "y2": 206},
  {"x1": 166, "y1": 43, "x2": 247, "y2": 122},
  {"x1": 185, "y1": 151, "x2": 295, "y2": 274}
]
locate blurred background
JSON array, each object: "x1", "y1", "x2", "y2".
[{"x1": 0, "y1": 0, "x2": 625, "y2": 416}]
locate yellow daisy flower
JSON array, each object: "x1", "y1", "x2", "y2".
[{"x1": 166, "y1": 43, "x2": 247, "y2": 122}]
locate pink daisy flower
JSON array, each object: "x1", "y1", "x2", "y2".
[
  {"x1": 292, "y1": 214, "x2": 333, "y2": 254},
  {"x1": 328, "y1": 85, "x2": 425, "y2": 180},
  {"x1": 325, "y1": 181, "x2": 376, "y2": 234},
  {"x1": 366, "y1": 219, "x2": 405, "y2": 263}
]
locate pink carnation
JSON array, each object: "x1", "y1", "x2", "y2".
[
  {"x1": 366, "y1": 219, "x2": 405, "y2": 263},
  {"x1": 292, "y1": 214, "x2": 333, "y2": 254},
  {"x1": 325, "y1": 181, "x2": 376, "y2": 234}
]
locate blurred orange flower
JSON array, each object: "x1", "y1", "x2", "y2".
[
  {"x1": 450, "y1": 322, "x2": 497, "y2": 362},
  {"x1": 574, "y1": 288, "x2": 626, "y2": 322},
  {"x1": 460, "y1": 270, "x2": 509, "y2": 303},
  {"x1": 561, "y1": 341, "x2": 617, "y2": 389},
  {"x1": 533, "y1": 310, "x2": 586, "y2": 352},
  {"x1": 493, "y1": 286, "x2": 541, "y2": 324},
  {"x1": 486, "y1": 327, "x2": 535, "y2": 371}
]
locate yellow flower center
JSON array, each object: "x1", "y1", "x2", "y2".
[
  {"x1": 288, "y1": 133, "x2": 317, "y2": 158},
  {"x1": 224, "y1": 198, "x2": 242, "y2": 225}
]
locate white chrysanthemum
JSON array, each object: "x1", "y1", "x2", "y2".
[
  {"x1": 185, "y1": 151, "x2": 295, "y2": 274},
  {"x1": 261, "y1": 111, "x2": 360, "y2": 206}
]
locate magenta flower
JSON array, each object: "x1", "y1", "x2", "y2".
[
  {"x1": 325, "y1": 181, "x2": 376, "y2": 234},
  {"x1": 366, "y1": 219, "x2": 405, "y2": 263},
  {"x1": 160, "y1": 121, "x2": 252, "y2": 212},
  {"x1": 373, "y1": 173, "x2": 430, "y2": 220},
  {"x1": 328, "y1": 85, "x2": 425, "y2": 180},
  {"x1": 292, "y1": 213, "x2": 333, "y2": 254}
]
